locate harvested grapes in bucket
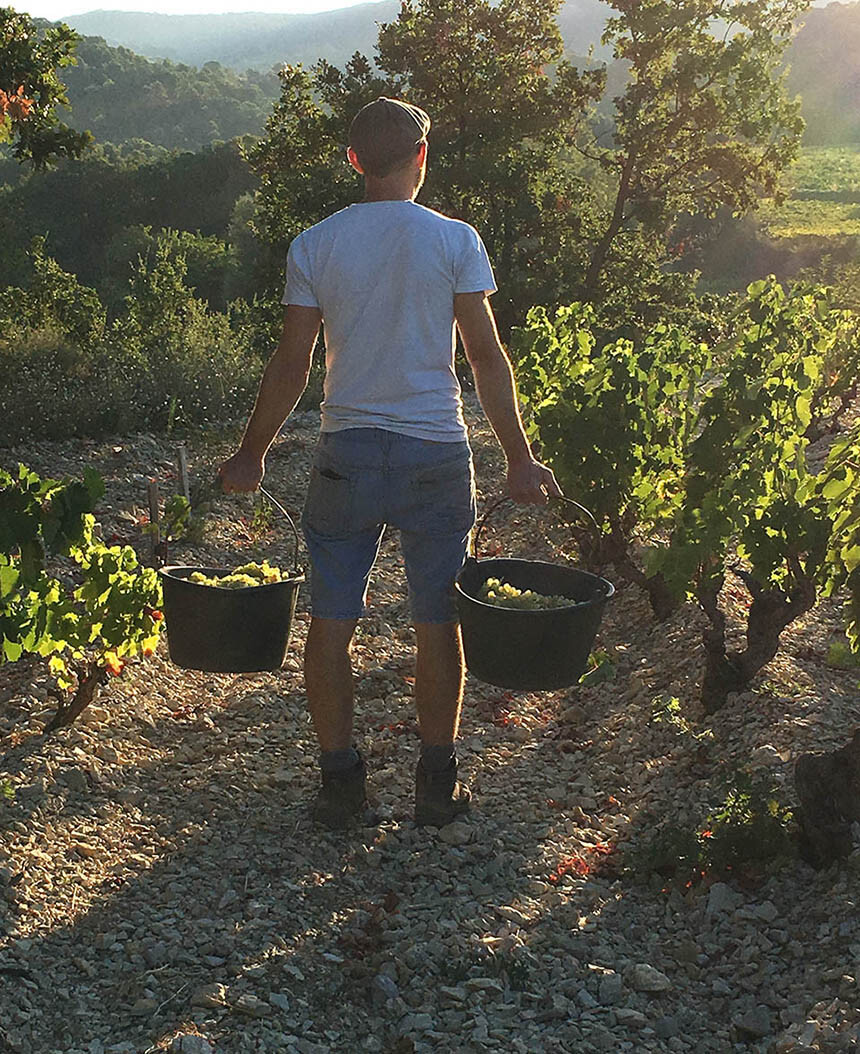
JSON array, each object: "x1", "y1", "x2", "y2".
[
  {"x1": 478, "y1": 577, "x2": 574, "y2": 610},
  {"x1": 188, "y1": 560, "x2": 284, "y2": 589}
]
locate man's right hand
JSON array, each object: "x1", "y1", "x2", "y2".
[{"x1": 218, "y1": 450, "x2": 265, "y2": 494}]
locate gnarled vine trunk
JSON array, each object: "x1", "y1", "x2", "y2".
[
  {"x1": 46, "y1": 661, "x2": 108, "y2": 732},
  {"x1": 699, "y1": 567, "x2": 817, "y2": 714},
  {"x1": 577, "y1": 514, "x2": 679, "y2": 622}
]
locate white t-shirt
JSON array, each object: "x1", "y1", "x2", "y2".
[{"x1": 282, "y1": 200, "x2": 496, "y2": 442}]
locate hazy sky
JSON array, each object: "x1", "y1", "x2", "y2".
[
  {"x1": 26, "y1": 0, "x2": 830, "y2": 20},
  {"x1": 27, "y1": 0, "x2": 377, "y2": 17}
]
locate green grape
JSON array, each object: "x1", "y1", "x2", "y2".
[
  {"x1": 216, "y1": 573, "x2": 262, "y2": 589},
  {"x1": 187, "y1": 561, "x2": 284, "y2": 589},
  {"x1": 233, "y1": 560, "x2": 282, "y2": 583},
  {"x1": 477, "y1": 577, "x2": 573, "y2": 610}
]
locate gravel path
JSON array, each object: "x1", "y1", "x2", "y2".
[{"x1": 1, "y1": 409, "x2": 859, "y2": 1054}]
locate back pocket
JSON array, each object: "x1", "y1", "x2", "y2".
[
  {"x1": 303, "y1": 464, "x2": 355, "y2": 537},
  {"x1": 412, "y1": 454, "x2": 475, "y2": 534}
]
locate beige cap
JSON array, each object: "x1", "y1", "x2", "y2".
[{"x1": 349, "y1": 96, "x2": 431, "y2": 178}]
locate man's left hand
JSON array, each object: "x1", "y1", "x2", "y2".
[{"x1": 507, "y1": 458, "x2": 563, "y2": 505}]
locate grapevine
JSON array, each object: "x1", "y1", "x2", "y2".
[
  {"x1": 0, "y1": 464, "x2": 162, "y2": 729},
  {"x1": 511, "y1": 300, "x2": 710, "y2": 618},
  {"x1": 515, "y1": 278, "x2": 860, "y2": 710}
]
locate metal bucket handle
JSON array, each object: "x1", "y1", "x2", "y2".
[
  {"x1": 259, "y1": 485, "x2": 302, "y2": 573},
  {"x1": 471, "y1": 493, "x2": 601, "y2": 560}
]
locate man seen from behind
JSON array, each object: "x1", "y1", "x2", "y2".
[{"x1": 218, "y1": 97, "x2": 561, "y2": 829}]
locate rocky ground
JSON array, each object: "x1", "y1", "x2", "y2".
[{"x1": 1, "y1": 407, "x2": 859, "y2": 1054}]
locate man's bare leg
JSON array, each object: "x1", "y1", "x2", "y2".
[
  {"x1": 304, "y1": 617, "x2": 358, "y2": 751},
  {"x1": 304, "y1": 616, "x2": 367, "y2": 827},
  {"x1": 414, "y1": 621, "x2": 465, "y2": 745},
  {"x1": 413, "y1": 621, "x2": 471, "y2": 824}
]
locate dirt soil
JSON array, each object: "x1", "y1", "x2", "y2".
[{"x1": 1, "y1": 405, "x2": 859, "y2": 1054}]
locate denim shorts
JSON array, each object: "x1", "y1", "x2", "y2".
[{"x1": 301, "y1": 428, "x2": 476, "y2": 623}]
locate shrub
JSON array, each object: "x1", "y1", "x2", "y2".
[
  {"x1": 115, "y1": 232, "x2": 259, "y2": 431},
  {"x1": 0, "y1": 236, "x2": 261, "y2": 445},
  {"x1": 0, "y1": 465, "x2": 162, "y2": 728},
  {"x1": 0, "y1": 323, "x2": 134, "y2": 441},
  {"x1": 633, "y1": 769, "x2": 795, "y2": 887}
]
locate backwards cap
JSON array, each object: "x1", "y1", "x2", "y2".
[{"x1": 349, "y1": 96, "x2": 431, "y2": 178}]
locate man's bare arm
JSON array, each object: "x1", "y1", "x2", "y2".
[
  {"x1": 219, "y1": 304, "x2": 322, "y2": 493},
  {"x1": 454, "y1": 291, "x2": 561, "y2": 504}
]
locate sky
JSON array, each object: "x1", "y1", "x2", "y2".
[{"x1": 26, "y1": 0, "x2": 377, "y2": 17}]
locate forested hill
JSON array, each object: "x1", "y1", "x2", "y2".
[
  {"x1": 59, "y1": 0, "x2": 841, "y2": 72},
  {"x1": 60, "y1": 35, "x2": 279, "y2": 150},
  {"x1": 54, "y1": 1, "x2": 605, "y2": 152}
]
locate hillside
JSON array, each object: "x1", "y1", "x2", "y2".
[
  {"x1": 59, "y1": 0, "x2": 838, "y2": 71},
  {"x1": 2, "y1": 405, "x2": 859, "y2": 1052},
  {"x1": 60, "y1": 34, "x2": 279, "y2": 150},
  {"x1": 785, "y1": 1, "x2": 860, "y2": 145}
]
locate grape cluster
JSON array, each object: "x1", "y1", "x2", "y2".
[
  {"x1": 478, "y1": 577, "x2": 573, "y2": 610},
  {"x1": 188, "y1": 560, "x2": 283, "y2": 589}
]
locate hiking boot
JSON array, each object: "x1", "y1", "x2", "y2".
[
  {"x1": 312, "y1": 754, "x2": 367, "y2": 829},
  {"x1": 414, "y1": 756, "x2": 471, "y2": 827}
]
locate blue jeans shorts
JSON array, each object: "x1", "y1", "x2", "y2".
[{"x1": 301, "y1": 428, "x2": 476, "y2": 623}]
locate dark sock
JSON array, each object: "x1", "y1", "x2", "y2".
[
  {"x1": 421, "y1": 743, "x2": 456, "y2": 773},
  {"x1": 320, "y1": 746, "x2": 360, "y2": 773}
]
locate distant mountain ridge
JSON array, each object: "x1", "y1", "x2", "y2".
[
  {"x1": 63, "y1": 3, "x2": 401, "y2": 71},
  {"x1": 61, "y1": 0, "x2": 612, "y2": 71},
  {"x1": 58, "y1": 0, "x2": 859, "y2": 145},
  {"x1": 57, "y1": 0, "x2": 838, "y2": 73}
]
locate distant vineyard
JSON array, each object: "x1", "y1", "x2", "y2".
[
  {"x1": 758, "y1": 147, "x2": 860, "y2": 237},
  {"x1": 786, "y1": 147, "x2": 860, "y2": 194}
]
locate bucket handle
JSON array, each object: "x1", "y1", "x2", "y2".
[
  {"x1": 259, "y1": 485, "x2": 302, "y2": 573},
  {"x1": 471, "y1": 493, "x2": 600, "y2": 560}
]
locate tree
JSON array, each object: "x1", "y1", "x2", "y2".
[
  {"x1": 0, "y1": 9, "x2": 90, "y2": 167},
  {"x1": 374, "y1": 0, "x2": 602, "y2": 330},
  {"x1": 250, "y1": 0, "x2": 603, "y2": 334},
  {"x1": 575, "y1": 0, "x2": 808, "y2": 298},
  {"x1": 0, "y1": 139, "x2": 256, "y2": 304}
]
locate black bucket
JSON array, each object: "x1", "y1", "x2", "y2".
[
  {"x1": 159, "y1": 487, "x2": 305, "y2": 673},
  {"x1": 455, "y1": 497, "x2": 614, "y2": 690}
]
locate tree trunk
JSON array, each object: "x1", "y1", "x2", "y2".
[
  {"x1": 46, "y1": 661, "x2": 108, "y2": 732},
  {"x1": 701, "y1": 633, "x2": 747, "y2": 713},
  {"x1": 582, "y1": 156, "x2": 634, "y2": 298},
  {"x1": 614, "y1": 553, "x2": 678, "y2": 621}
]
